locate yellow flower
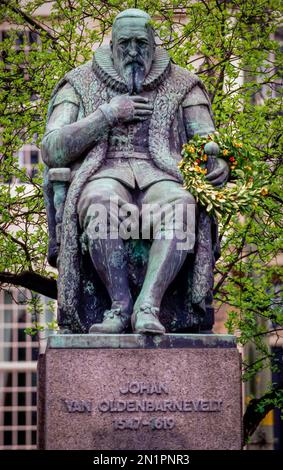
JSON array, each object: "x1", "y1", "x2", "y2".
[
  {"x1": 188, "y1": 146, "x2": 195, "y2": 153},
  {"x1": 235, "y1": 142, "x2": 243, "y2": 148},
  {"x1": 260, "y1": 187, "x2": 268, "y2": 196},
  {"x1": 202, "y1": 154, "x2": 208, "y2": 161},
  {"x1": 200, "y1": 168, "x2": 207, "y2": 174},
  {"x1": 245, "y1": 166, "x2": 252, "y2": 171},
  {"x1": 194, "y1": 166, "x2": 201, "y2": 172},
  {"x1": 223, "y1": 149, "x2": 229, "y2": 156}
]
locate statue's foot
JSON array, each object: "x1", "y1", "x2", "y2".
[
  {"x1": 58, "y1": 327, "x2": 72, "y2": 334},
  {"x1": 89, "y1": 307, "x2": 130, "y2": 334},
  {"x1": 131, "y1": 304, "x2": 165, "y2": 335}
]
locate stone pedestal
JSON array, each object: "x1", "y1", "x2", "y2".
[{"x1": 38, "y1": 334, "x2": 242, "y2": 450}]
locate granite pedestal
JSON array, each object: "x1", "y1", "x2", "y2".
[{"x1": 38, "y1": 334, "x2": 242, "y2": 450}]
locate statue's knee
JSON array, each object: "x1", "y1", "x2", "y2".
[
  {"x1": 78, "y1": 189, "x2": 114, "y2": 226},
  {"x1": 89, "y1": 189, "x2": 112, "y2": 206},
  {"x1": 176, "y1": 199, "x2": 196, "y2": 228},
  {"x1": 175, "y1": 189, "x2": 195, "y2": 205},
  {"x1": 84, "y1": 200, "x2": 115, "y2": 237}
]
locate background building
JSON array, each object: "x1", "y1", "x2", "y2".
[{"x1": 0, "y1": 288, "x2": 37, "y2": 449}]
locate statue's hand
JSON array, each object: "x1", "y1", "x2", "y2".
[
  {"x1": 205, "y1": 158, "x2": 229, "y2": 186},
  {"x1": 100, "y1": 95, "x2": 153, "y2": 125}
]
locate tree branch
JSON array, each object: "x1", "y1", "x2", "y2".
[
  {"x1": 0, "y1": 0, "x2": 57, "y2": 43},
  {"x1": 0, "y1": 271, "x2": 57, "y2": 299},
  {"x1": 0, "y1": 227, "x2": 33, "y2": 269},
  {"x1": 244, "y1": 383, "x2": 283, "y2": 442},
  {"x1": 213, "y1": 219, "x2": 253, "y2": 295}
]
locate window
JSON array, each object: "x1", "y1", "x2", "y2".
[{"x1": 0, "y1": 289, "x2": 38, "y2": 449}]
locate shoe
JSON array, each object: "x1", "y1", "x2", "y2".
[
  {"x1": 58, "y1": 326, "x2": 72, "y2": 334},
  {"x1": 131, "y1": 304, "x2": 166, "y2": 335},
  {"x1": 89, "y1": 308, "x2": 130, "y2": 334}
]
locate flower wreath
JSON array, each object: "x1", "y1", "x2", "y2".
[{"x1": 179, "y1": 133, "x2": 268, "y2": 218}]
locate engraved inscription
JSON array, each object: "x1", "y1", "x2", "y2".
[
  {"x1": 96, "y1": 382, "x2": 223, "y2": 431},
  {"x1": 63, "y1": 399, "x2": 92, "y2": 413},
  {"x1": 113, "y1": 417, "x2": 175, "y2": 430},
  {"x1": 119, "y1": 382, "x2": 169, "y2": 395},
  {"x1": 62, "y1": 382, "x2": 224, "y2": 434},
  {"x1": 98, "y1": 399, "x2": 223, "y2": 413}
]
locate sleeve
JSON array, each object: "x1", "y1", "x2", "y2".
[
  {"x1": 44, "y1": 83, "x2": 80, "y2": 136},
  {"x1": 182, "y1": 85, "x2": 211, "y2": 109},
  {"x1": 182, "y1": 85, "x2": 215, "y2": 139},
  {"x1": 41, "y1": 82, "x2": 109, "y2": 168},
  {"x1": 52, "y1": 82, "x2": 80, "y2": 107}
]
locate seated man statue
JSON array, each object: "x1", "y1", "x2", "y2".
[{"x1": 42, "y1": 8, "x2": 228, "y2": 335}]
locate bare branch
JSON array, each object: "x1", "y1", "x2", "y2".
[
  {"x1": 0, "y1": 0, "x2": 58, "y2": 43},
  {"x1": 0, "y1": 270, "x2": 57, "y2": 299}
]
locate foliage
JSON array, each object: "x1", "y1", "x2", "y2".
[
  {"x1": 179, "y1": 132, "x2": 270, "y2": 217},
  {"x1": 0, "y1": 0, "x2": 282, "y2": 440}
]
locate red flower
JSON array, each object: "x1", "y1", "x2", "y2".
[
  {"x1": 229, "y1": 156, "x2": 235, "y2": 162},
  {"x1": 196, "y1": 159, "x2": 201, "y2": 164}
]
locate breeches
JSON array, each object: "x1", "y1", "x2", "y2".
[{"x1": 77, "y1": 178, "x2": 196, "y2": 245}]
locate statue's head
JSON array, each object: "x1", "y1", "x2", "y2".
[{"x1": 111, "y1": 8, "x2": 155, "y2": 94}]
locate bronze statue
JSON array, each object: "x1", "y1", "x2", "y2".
[{"x1": 42, "y1": 9, "x2": 228, "y2": 335}]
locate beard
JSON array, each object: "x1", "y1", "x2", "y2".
[{"x1": 121, "y1": 61, "x2": 146, "y2": 94}]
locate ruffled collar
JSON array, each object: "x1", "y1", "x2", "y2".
[{"x1": 93, "y1": 45, "x2": 171, "y2": 92}]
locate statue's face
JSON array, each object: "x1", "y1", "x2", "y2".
[{"x1": 111, "y1": 17, "x2": 155, "y2": 94}]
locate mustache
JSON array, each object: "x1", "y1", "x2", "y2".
[{"x1": 124, "y1": 57, "x2": 144, "y2": 66}]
